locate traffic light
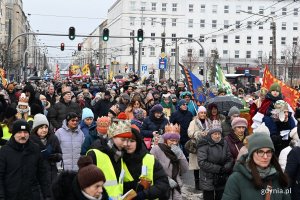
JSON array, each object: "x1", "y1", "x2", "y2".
[
  {"x1": 69, "y1": 27, "x2": 75, "y2": 40},
  {"x1": 102, "y1": 28, "x2": 109, "y2": 41},
  {"x1": 77, "y1": 43, "x2": 82, "y2": 51},
  {"x1": 137, "y1": 29, "x2": 144, "y2": 42},
  {"x1": 60, "y1": 43, "x2": 65, "y2": 51}
]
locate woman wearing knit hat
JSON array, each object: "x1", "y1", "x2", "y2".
[
  {"x1": 51, "y1": 156, "x2": 110, "y2": 200},
  {"x1": 30, "y1": 113, "x2": 62, "y2": 184},
  {"x1": 80, "y1": 107, "x2": 96, "y2": 137},
  {"x1": 223, "y1": 133, "x2": 289, "y2": 200},
  {"x1": 197, "y1": 124, "x2": 233, "y2": 200},
  {"x1": 187, "y1": 105, "x2": 210, "y2": 190},
  {"x1": 224, "y1": 117, "x2": 248, "y2": 162},
  {"x1": 131, "y1": 108, "x2": 145, "y2": 130},
  {"x1": 122, "y1": 126, "x2": 170, "y2": 199},
  {"x1": 150, "y1": 123, "x2": 189, "y2": 200},
  {"x1": 221, "y1": 106, "x2": 241, "y2": 137}
]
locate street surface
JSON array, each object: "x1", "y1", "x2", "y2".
[{"x1": 182, "y1": 170, "x2": 203, "y2": 200}]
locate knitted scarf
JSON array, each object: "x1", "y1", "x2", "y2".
[{"x1": 158, "y1": 143, "x2": 179, "y2": 180}]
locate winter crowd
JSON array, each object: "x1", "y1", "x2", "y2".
[{"x1": 0, "y1": 77, "x2": 299, "y2": 200}]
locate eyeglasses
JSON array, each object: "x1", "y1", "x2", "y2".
[{"x1": 256, "y1": 149, "x2": 273, "y2": 157}]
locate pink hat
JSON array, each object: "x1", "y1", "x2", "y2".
[
  {"x1": 231, "y1": 117, "x2": 248, "y2": 129},
  {"x1": 197, "y1": 106, "x2": 207, "y2": 113}
]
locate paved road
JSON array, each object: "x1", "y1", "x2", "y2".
[{"x1": 181, "y1": 170, "x2": 203, "y2": 200}]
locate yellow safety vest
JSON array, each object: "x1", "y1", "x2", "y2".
[
  {"x1": 1, "y1": 124, "x2": 11, "y2": 141},
  {"x1": 27, "y1": 117, "x2": 33, "y2": 123},
  {"x1": 87, "y1": 149, "x2": 131, "y2": 200}
]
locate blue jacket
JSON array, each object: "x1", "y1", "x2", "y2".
[
  {"x1": 141, "y1": 112, "x2": 169, "y2": 138},
  {"x1": 80, "y1": 120, "x2": 96, "y2": 137},
  {"x1": 80, "y1": 126, "x2": 108, "y2": 155}
]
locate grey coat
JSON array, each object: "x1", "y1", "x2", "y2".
[
  {"x1": 55, "y1": 120, "x2": 85, "y2": 171},
  {"x1": 197, "y1": 136, "x2": 233, "y2": 191}
]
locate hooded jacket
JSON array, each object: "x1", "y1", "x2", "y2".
[{"x1": 141, "y1": 110, "x2": 169, "y2": 138}]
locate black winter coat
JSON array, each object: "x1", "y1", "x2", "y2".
[
  {"x1": 47, "y1": 99, "x2": 81, "y2": 129},
  {"x1": 141, "y1": 112, "x2": 169, "y2": 138},
  {"x1": 197, "y1": 136, "x2": 233, "y2": 191},
  {"x1": 45, "y1": 93, "x2": 57, "y2": 107},
  {"x1": 285, "y1": 146, "x2": 300, "y2": 200},
  {"x1": 0, "y1": 137, "x2": 50, "y2": 200},
  {"x1": 51, "y1": 171, "x2": 110, "y2": 200},
  {"x1": 93, "y1": 99, "x2": 113, "y2": 118},
  {"x1": 30, "y1": 132, "x2": 62, "y2": 184},
  {"x1": 169, "y1": 109, "x2": 193, "y2": 143}
]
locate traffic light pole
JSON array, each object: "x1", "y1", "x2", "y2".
[{"x1": 8, "y1": 32, "x2": 206, "y2": 81}]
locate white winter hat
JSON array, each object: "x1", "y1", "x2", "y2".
[{"x1": 32, "y1": 114, "x2": 49, "y2": 130}]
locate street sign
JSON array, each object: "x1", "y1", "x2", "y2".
[
  {"x1": 142, "y1": 65, "x2": 147, "y2": 71},
  {"x1": 159, "y1": 58, "x2": 167, "y2": 70}
]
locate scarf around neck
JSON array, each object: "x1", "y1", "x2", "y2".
[{"x1": 158, "y1": 143, "x2": 179, "y2": 180}]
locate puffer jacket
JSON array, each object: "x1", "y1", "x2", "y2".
[
  {"x1": 222, "y1": 154, "x2": 291, "y2": 200},
  {"x1": 55, "y1": 120, "x2": 85, "y2": 171},
  {"x1": 141, "y1": 112, "x2": 169, "y2": 138},
  {"x1": 197, "y1": 135, "x2": 233, "y2": 191}
]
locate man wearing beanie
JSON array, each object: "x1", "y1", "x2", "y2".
[
  {"x1": 80, "y1": 107, "x2": 96, "y2": 137},
  {"x1": 87, "y1": 120, "x2": 135, "y2": 199},
  {"x1": 170, "y1": 99, "x2": 194, "y2": 158},
  {"x1": 222, "y1": 106, "x2": 241, "y2": 137},
  {"x1": 80, "y1": 116, "x2": 111, "y2": 155},
  {"x1": 48, "y1": 88, "x2": 81, "y2": 130},
  {"x1": 223, "y1": 131, "x2": 290, "y2": 200},
  {"x1": 0, "y1": 120, "x2": 51, "y2": 200},
  {"x1": 51, "y1": 156, "x2": 110, "y2": 200}
]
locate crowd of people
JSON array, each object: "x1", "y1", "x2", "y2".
[{"x1": 0, "y1": 76, "x2": 299, "y2": 200}]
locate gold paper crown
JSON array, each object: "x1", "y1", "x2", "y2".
[
  {"x1": 107, "y1": 120, "x2": 132, "y2": 138},
  {"x1": 164, "y1": 123, "x2": 180, "y2": 134}
]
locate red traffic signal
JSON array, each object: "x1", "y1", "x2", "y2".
[
  {"x1": 78, "y1": 43, "x2": 82, "y2": 51},
  {"x1": 60, "y1": 43, "x2": 65, "y2": 51}
]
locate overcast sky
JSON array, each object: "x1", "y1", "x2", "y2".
[{"x1": 23, "y1": 0, "x2": 115, "y2": 61}]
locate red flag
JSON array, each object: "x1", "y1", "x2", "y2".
[
  {"x1": 262, "y1": 65, "x2": 300, "y2": 110},
  {"x1": 54, "y1": 64, "x2": 60, "y2": 80}
]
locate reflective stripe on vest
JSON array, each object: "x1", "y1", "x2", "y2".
[
  {"x1": 87, "y1": 149, "x2": 123, "y2": 200},
  {"x1": 1, "y1": 124, "x2": 11, "y2": 141},
  {"x1": 27, "y1": 117, "x2": 33, "y2": 122},
  {"x1": 140, "y1": 154, "x2": 155, "y2": 185}
]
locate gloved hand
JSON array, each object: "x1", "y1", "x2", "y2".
[
  {"x1": 48, "y1": 153, "x2": 62, "y2": 162},
  {"x1": 168, "y1": 177, "x2": 178, "y2": 189},
  {"x1": 171, "y1": 145, "x2": 183, "y2": 158}
]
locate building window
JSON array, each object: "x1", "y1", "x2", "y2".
[
  {"x1": 212, "y1": 20, "x2": 217, "y2": 28},
  {"x1": 294, "y1": 8, "x2": 298, "y2": 16},
  {"x1": 188, "y1": 19, "x2": 193, "y2": 28},
  {"x1": 282, "y1": 7, "x2": 287, "y2": 15},
  {"x1": 235, "y1": 50, "x2": 240, "y2": 58},
  {"x1": 235, "y1": 35, "x2": 240, "y2": 44},
  {"x1": 247, "y1": 21, "x2": 252, "y2": 29},
  {"x1": 247, "y1": 36, "x2": 251, "y2": 44},
  {"x1": 150, "y1": 47, "x2": 155, "y2": 56},
  {"x1": 199, "y1": 49, "x2": 204, "y2": 57},
  {"x1": 151, "y1": 33, "x2": 155, "y2": 41},
  {"x1": 270, "y1": 37, "x2": 273, "y2": 44},
  {"x1": 171, "y1": 48, "x2": 176, "y2": 57},
  {"x1": 258, "y1": 36, "x2": 263, "y2": 44},
  {"x1": 187, "y1": 49, "x2": 193, "y2": 57},
  {"x1": 189, "y1": 4, "x2": 194, "y2": 12},
  {"x1": 293, "y1": 22, "x2": 298, "y2": 30},
  {"x1": 200, "y1": 35, "x2": 205, "y2": 42},
  {"x1": 200, "y1": 19, "x2": 205, "y2": 28},
  {"x1": 200, "y1": 4, "x2": 205, "y2": 13},
  {"x1": 223, "y1": 50, "x2": 228, "y2": 57},
  {"x1": 236, "y1": 21, "x2": 241, "y2": 28},
  {"x1": 151, "y1": 2, "x2": 156, "y2": 11},
  {"x1": 270, "y1": 7, "x2": 275, "y2": 15},
  {"x1": 162, "y1": 18, "x2": 166, "y2": 26},
  {"x1": 172, "y1": 3, "x2": 177, "y2": 12},
  {"x1": 224, "y1": 20, "x2": 229, "y2": 29},
  {"x1": 281, "y1": 55, "x2": 286, "y2": 60},
  {"x1": 162, "y1": 3, "x2": 167, "y2": 12},
  {"x1": 293, "y1": 37, "x2": 298, "y2": 45},
  {"x1": 259, "y1": 6, "x2": 264, "y2": 14},
  {"x1": 236, "y1": 5, "x2": 241, "y2": 14},
  {"x1": 172, "y1": 18, "x2": 177, "y2": 27},
  {"x1": 258, "y1": 51, "x2": 263, "y2": 58},
  {"x1": 171, "y1": 33, "x2": 176, "y2": 41},
  {"x1": 151, "y1": 18, "x2": 156, "y2": 26},
  {"x1": 246, "y1": 51, "x2": 251, "y2": 58},
  {"x1": 281, "y1": 37, "x2": 286, "y2": 45},
  {"x1": 212, "y1": 35, "x2": 216, "y2": 43},
  {"x1": 142, "y1": 48, "x2": 145, "y2": 56},
  {"x1": 248, "y1": 6, "x2": 252, "y2": 13},
  {"x1": 141, "y1": 17, "x2": 145, "y2": 26},
  {"x1": 258, "y1": 22, "x2": 263, "y2": 29},
  {"x1": 212, "y1": 5, "x2": 218, "y2": 14},
  {"x1": 141, "y1": 2, "x2": 146, "y2": 11},
  {"x1": 188, "y1": 34, "x2": 193, "y2": 42},
  {"x1": 223, "y1": 35, "x2": 228, "y2": 43},
  {"x1": 224, "y1": 5, "x2": 229, "y2": 13},
  {"x1": 282, "y1": 22, "x2": 286, "y2": 30},
  {"x1": 130, "y1": 17, "x2": 135, "y2": 26},
  {"x1": 130, "y1": 1, "x2": 136, "y2": 11},
  {"x1": 129, "y1": 31, "x2": 134, "y2": 41}
]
